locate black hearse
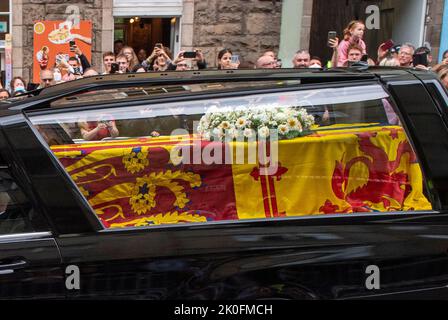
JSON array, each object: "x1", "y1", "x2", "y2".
[{"x1": 0, "y1": 68, "x2": 448, "y2": 299}]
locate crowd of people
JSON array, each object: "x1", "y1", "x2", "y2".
[{"x1": 1, "y1": 19, "x2": 448, "y2": 101}]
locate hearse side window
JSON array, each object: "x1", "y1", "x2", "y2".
[
  {"x1": 29, "y1": 84, "x2": 433, "y2": 229},
  {"x1": 0, "y1": 169, "x2": 48, "y2": 235}
]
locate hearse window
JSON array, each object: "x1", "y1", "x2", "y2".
[
  {"x1": 0, "y1": 169, "x2": 48, "y2": 235},
  {"x1": 29, "y1": 84, "x2": 433, "y2": 229}
]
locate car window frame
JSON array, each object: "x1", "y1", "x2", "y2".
[{"x1": 24, "y1": 78, "x2": 440, "y2": 234}]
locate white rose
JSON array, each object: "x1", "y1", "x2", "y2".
[
  {"x1": 244, "y1": 128, "x2": 254, "y2": 139},
  {"x1": 203, "y1": 131, "x2": 211, "y2": 141},
  {"x1": 258, "y1": 126, "x2": 270, "y2": 139},
  {"x1": 226, "y1": 128, "x2": 239, "y2": 139},
  {"x1": 275, "y1": 112, "x2": 288, "y2": 122},
  {"x1": 212, "y1": 127, "x2": 223, "y2": 139}
]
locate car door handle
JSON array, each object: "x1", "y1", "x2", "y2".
[{"x1": 0, "y1": 259, "x2": 28, "y2": 275}]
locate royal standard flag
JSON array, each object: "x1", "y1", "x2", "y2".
[{"x1": 51, "y1": 124, "x2": 432, "y2": 228}]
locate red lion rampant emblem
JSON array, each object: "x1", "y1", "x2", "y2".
[{"x1": 320, "y1": 130, "x2": 417, "y2": 214}]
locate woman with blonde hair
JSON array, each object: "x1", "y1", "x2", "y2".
[
  {"x1": 337, "y1": 20, "x2": 367, "y2": 67},
  {"x1": 120, "y1": 46, "x2": 139, "y2": 71},
  {"x1": 437, "y1": 65, "x2": 448, "y2": 90}
]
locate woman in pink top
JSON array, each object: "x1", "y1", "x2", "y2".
[{"x1": 337, "y1": 20, "x2": 367, "y2": 67}]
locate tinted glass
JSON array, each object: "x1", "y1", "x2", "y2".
[
  {"x1": 0, "y1": 170, "x2": 48, "y2": 234},
  {"x1": 30, "y1": 84, "x2": 433, "y2": 229}
]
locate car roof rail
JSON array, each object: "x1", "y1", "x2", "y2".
[
  {"x1": 6, "y1": 69, "x2": 380, "y2": 112},
  {"x1": 347, "y1": 61, "x2": 370, "y2": 72}
]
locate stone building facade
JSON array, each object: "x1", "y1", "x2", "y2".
[
  {"x1": 5, "y1": 0, "x2": 447, "y2": 84},
  {"x1": 426, "y1": 0, "x2": 446, "y2": 60},
  {"x1": 12, "y1": 0, "x2": 115, "y2": 83},
  {"x1": 192, "y1": 0, "x2": 282, "y2": 68}
]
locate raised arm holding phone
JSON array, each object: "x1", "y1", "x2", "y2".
[{"x1": 79, "y1": 118, "x2": 119, "y2": 141}]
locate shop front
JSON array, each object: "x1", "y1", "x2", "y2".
[{"x1": 112, "y1": 0, "x2": 183, "y2": 58}]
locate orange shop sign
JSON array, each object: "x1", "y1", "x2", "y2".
[{"x1": 33, "y1": 20, "x2": 92, "y2": 83}]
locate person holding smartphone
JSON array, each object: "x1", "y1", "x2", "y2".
[
  {"x1": 168, "y1": 49, "x2": 207, "y2": 71},
  {"x1": 78, "y1": 117, "x2": 119, "y2": 141},
  {"x1": 217, "y1": 49, "x2": 239, "y2": 70},
  {"x1": 70, "y1": 42, "x2": 91, "y2": 74},
  {"x1": 193, "y1": 49, "x2": 207, "y2": 69},
  {"x1": 328, "y1": 33, "x2": 340, "y2": 68},
  {"x1": 143, "y1": 44, "x2": 173, "y2": 70},
  {"x1": 102, "y1": 51, "x2": 116, "y2": 74},
  {"x1": 376, "y1": 40, "x2": 395, "y2": 65},
  {"x1": 337, "y1": 20, "x2": 367, "y2": 67},
  {"x1": 116, "y1": 54, "x2": 130, "y2": 73}
]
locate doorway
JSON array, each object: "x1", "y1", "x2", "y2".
[
  {"x1": 309, "y1": 0, "x2": 427, "y2": 64},
  {"x1": 114, "y1": 17, "x2": 179, "y2": 58}
]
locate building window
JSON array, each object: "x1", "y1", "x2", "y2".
[{"x1": 0, "y1": 0, "x2": 11, "y2": 43}]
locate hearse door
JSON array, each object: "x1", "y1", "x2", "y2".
[{"x1": 0, "y1": 232, "x2": 64, "y2": 299}]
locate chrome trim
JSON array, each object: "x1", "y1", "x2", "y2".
[{"x1": 0, "y1": 231, "x2": 53, "y2": 242}]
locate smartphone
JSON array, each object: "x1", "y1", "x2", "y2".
[
  {"x1": 69, "y1": 40, "x2": 76, "y2": 52},
  {"x1": 413, "y1": 52, "x2": 429, "y2": 67},
  {"x1": 155, "y1": 43, "x2": 162, "y2": 49},
  {"x1": 183, "y1": 51, "x2": 197, "y2": 59},
  {"x1": 73, "y1": 67, "x2": 81, "y2": 75},
  {"x1": 380, "y1": 39, "x2": 395, "y2": 52},
  {"x1": 328, "y1": 31, "x2": 337, "y2": 46},
  {"x1": 110, "y1": 63, "x2": 119, "y2": 74},
  {"x1": 361, "y1": 54, "x2": 369, "y2": 62}
]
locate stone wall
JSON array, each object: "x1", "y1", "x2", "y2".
[
  {"x1": 192, "y1": 0, "x2": 283, "y2": 68},
  {"x1": 300, "y1": 0, "x2": 313, "y2": 51},
  {"x1": 426, "y1": 0, "x2": 445, "y2": 61},
  {"x1": 13, "y1": 0, "x2": 111, "y2": 82}
]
